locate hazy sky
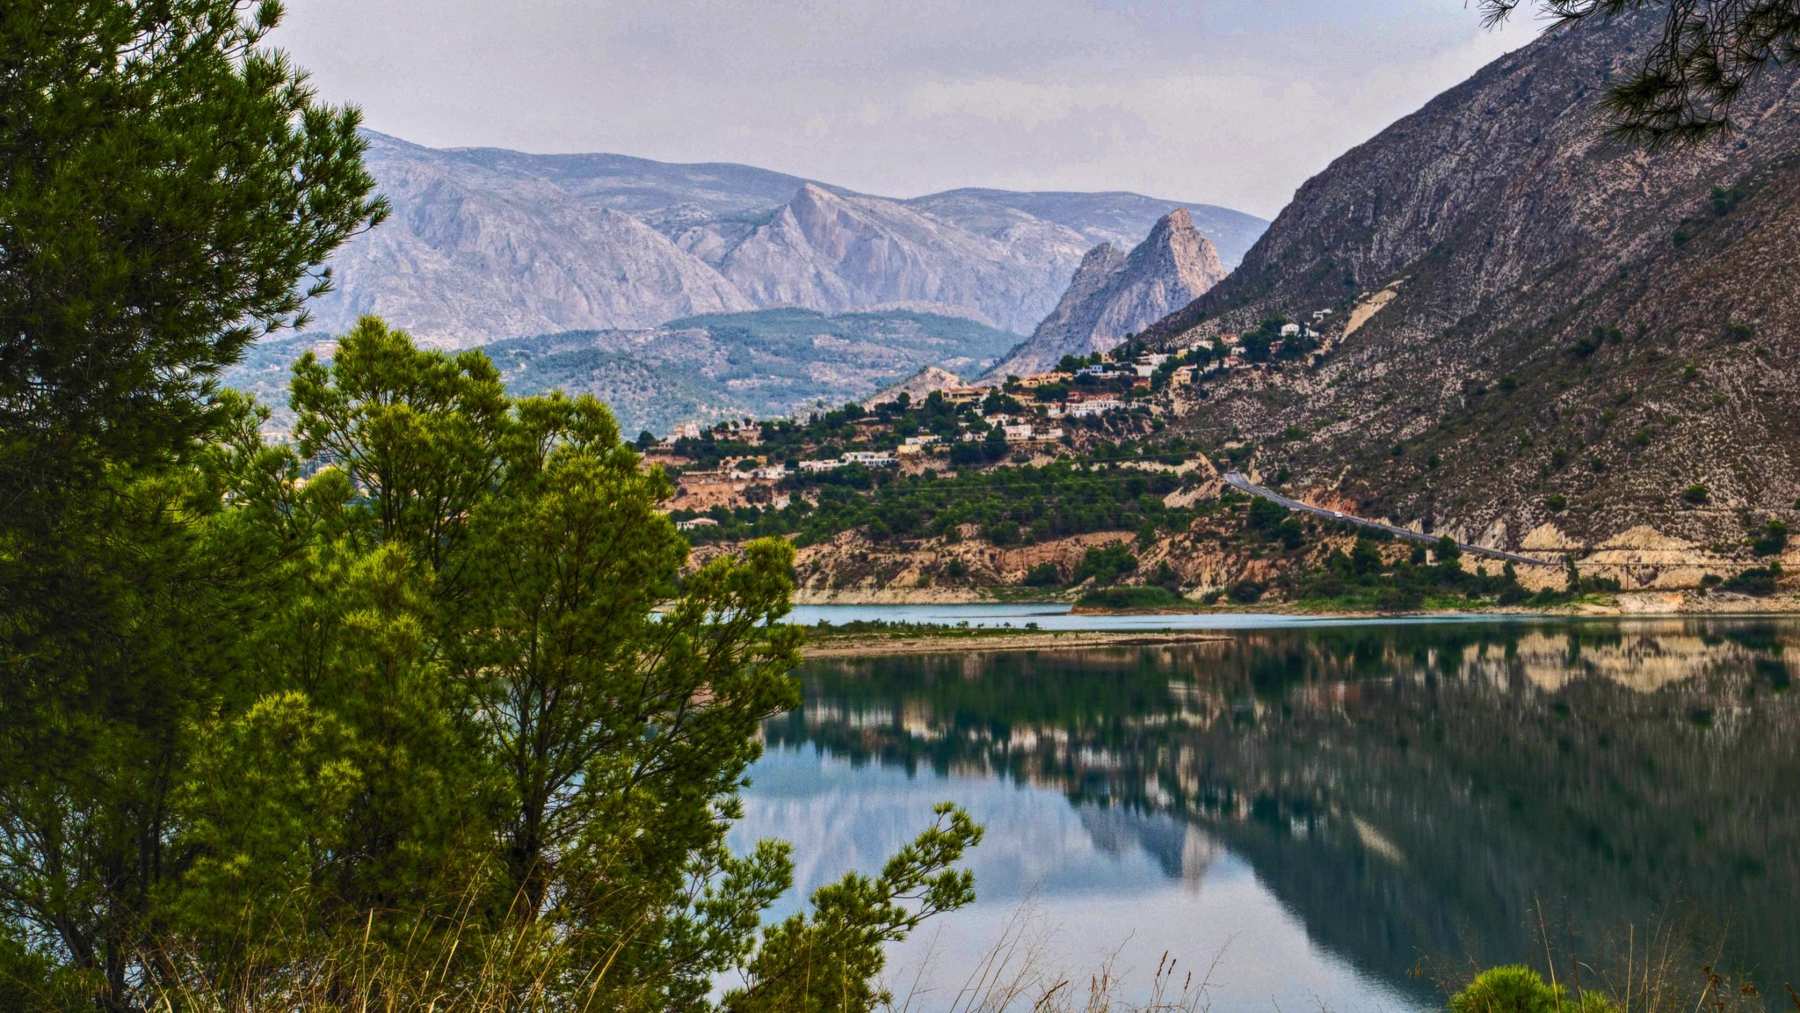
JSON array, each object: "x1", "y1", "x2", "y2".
[{"x1": 272, "y1": 1, "x2": 1545, "y2": 218}]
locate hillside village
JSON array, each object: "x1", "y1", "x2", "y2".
[{"x1": 655, "y1": 315, "x2": 1326, "y2": 526}]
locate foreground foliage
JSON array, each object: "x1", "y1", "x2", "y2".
[{"x1": 4, "y1": 320, "x2": 983, "y2": 1010}]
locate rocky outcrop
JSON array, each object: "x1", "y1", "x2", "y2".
[
  {"x1": 866, "y1": 365, "x2": 965, "y2": 407},
  {"x1": 994, "y1": 209, "x2": 1227, "y2": 376},
  {"x1": 301, "y1": 132, "x2": 1265, "y2": 347},
  {"x1": 1137, "y1": 11, "x2": 1800, "y2": 549}
]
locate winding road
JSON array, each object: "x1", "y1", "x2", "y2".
[{"x1": 1222, "y1": 471, "x2": 1555, "y2": 568}]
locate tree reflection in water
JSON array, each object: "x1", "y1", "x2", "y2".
[{"x1": 759, "y1": 619, "x2": 1800, "y2": 1005}]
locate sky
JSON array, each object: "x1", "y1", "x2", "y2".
[{"x1": 271, "y1": 1, "x2": 1546, "y2": 219}]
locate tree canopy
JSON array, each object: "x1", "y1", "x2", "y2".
[{"x1": 0, "y1": 4, "x2": 979, "y2": 1007}]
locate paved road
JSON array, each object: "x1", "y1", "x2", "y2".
[{"x1": 1222, "y1": 471, "x2": 1555, "y2": 568}]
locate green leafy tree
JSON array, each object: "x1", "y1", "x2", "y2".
[
  {"x1": 0, "y1": 0, "x2": 385, "y2": 491},
  {"x1": 0, "y1": 9, "x2": 382, "y2": 996},
  {"x1": 146, "y1": 324, "x2": 978, "y2": 1010}
]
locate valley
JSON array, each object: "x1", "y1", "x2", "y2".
[{"x1": 223, "y1": 10, "x2": 1800, "y2": 615}]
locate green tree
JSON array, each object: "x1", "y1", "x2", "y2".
[
  {"x1": 0, "y1": 9, "x2": 382, "y2": 995},
  {"x1": 0, "y1": 0, "x2": 385, "y2": 491},
  {"x1": 149, "y1": 324, "x2": 981, "y2": 1009}
]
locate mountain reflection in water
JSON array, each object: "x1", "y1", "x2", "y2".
[{"x1": 733, "y1": 619, "x2": 1800, "y2": 1010}]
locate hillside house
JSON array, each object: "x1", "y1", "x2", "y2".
[
  {"x1": 842, "y1": 450, "x2": 897, "y2": 467},
  {"x1": 1066, "y1": 398, "x2": 1123, "y2": 418}
]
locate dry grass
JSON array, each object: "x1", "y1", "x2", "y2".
[{"x1": 889, "y1": 900, "x2": 1228, "y2": 1013}]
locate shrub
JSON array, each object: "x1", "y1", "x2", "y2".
[
  {"x1": 1450, "y1": 965, "x2": 1619, "y2": 1013},
  {"x1": 1750, "y1": 518, "x2": 1788, "y2": 557},
  {"x1": 1021, "y1": 562, "x2": 1063, "y2": 587},
  {"x1": 1721, "y1": 564, "x2": 1781, "y2": 597},
  {"x1": 1072, "y1": 543, "x2": 1137, "y2": 586},
  {"x1": 1543, "y1": 494, "x2": 1567, "y2": 513},
  {"x1": 1375, "y1": 585, "x2": 1424, "y2": 612},
  {"x1": 1148, "y1": 560, "x2": 1182, "y2": 593},
  {"x1": 1681, "y1": 483, "x2": 1710, "y2": 506},
  {"x1": 1226, "y1": 580, "x2": 1265, "y2": 604},
  {"x1": 1434, "y1": 535, "x2": 1461, "y2": 563}
]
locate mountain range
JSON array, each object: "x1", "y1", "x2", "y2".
[
  {"x1": 226, "y1": 308, "x2": 1020, "y2": 438},
  {"x1": 304, "y1": 132, "x2": 1267, "y2": 346},
  {"x1": 1139, "y1": 10, "x2": 1800, "y2": 550}
]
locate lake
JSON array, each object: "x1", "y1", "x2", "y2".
[{"x1": 733, "y1": 613, "x2": 1800, "y2": 1010}]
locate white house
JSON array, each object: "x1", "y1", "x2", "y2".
[
  {"x1": 1279, "y1": 323, "x2": 1302, "y2": 338},
  {"x1": 675, "y1": 517, "x2": 719, "y2": 531},
  {"x1": 842, "y1": 450, "x2": 896, "y2": 467},
  {"x1": 902, "y1": 434, "x2": 941, "y2": 446},
  {"x1": 798, "y1": 458, "x2": 844, "y2": 473},
  {"x1": 1066, "y1": 398, "x2": 1124, "y2": 418},
  {"x1": 672, "y1": 421, "x2": 702, "y2": 440}
]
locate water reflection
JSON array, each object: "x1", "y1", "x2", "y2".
[{"x1": 738, "y1": 619, "x2": 1800, "y2": 1009}]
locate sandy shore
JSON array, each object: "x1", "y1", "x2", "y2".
[{"x1": 802, "y1": 629, "x2": 1232, "y2": 658}]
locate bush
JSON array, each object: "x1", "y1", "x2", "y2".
[
  {"x1": 1721, "y1": 563, "x2": 1781, "y2": 597},
  {"x1": 1750, "y1": 518, "x2": 1788, "y2": 557},
  {"x1": 1681, "y1": 483, "x2": 1710, "y2": 506},
  {"x1": 1434, "y1": 534, "x2": 1461, "y2": 563},
  {"x1": 1543, "y1": 494, "x2": 1567, "y2": 513},
  {"x1": 1226, "y1": 580, "x2": 1265, "y2": 604},
  {"x1": 1072, "y1": 543, "x2": 1137, "y2": 586},
  {"x1": 1375, "y1": 585, "x2": 1424, "y2": 612},
  {"x1": 1450, "y1": 965, "x2": 1619, "y2": 1013},
  {"x1": 1021, "y1": 562, "x2": 1062, "y2": 587}
]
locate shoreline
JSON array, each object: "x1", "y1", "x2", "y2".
[
  {"x1": 801, "y1": 629, "x2": 1233, "y2": 658},
  {"x1": 795, "y1": 590, "x2": 1800, "y2": 617}
]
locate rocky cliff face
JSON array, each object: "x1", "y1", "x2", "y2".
[
  {"x1": 995, "y1": 209, "x2": 1227, "y2": 376},
  {"x1": 302, "y1": 132, "x2": 1265, "y2": 346},
  {"x1": 308, "y1": 141, "x2": 754, "y2": 347},
  {"x1": 1138, "y1": 12, "x2": 1800, "y2": 553},
  {"x1": 713, "y1": 183, "x2": 1067, "y2": 331}
]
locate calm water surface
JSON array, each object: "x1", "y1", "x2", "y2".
[{"x1": 734, "y1": 613, "x2": 1800, "y2": 1009}]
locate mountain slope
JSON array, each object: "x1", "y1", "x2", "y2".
[
  {"x1": 1137, "y1": 12, "x2": 1800, "y2": 556},
  {"x1": 478, "y1": 309, "x2": 1020, "y2": 435},
  {"x1": 226, "y1": 309, "x2": 1020, "y2": 438},
  {"x1": 302, "y1": 132, "x2": 1263, "y2": 345},
  {"x1": 715, "y1": 183, "x2": 1075, "y2": 332},
  {"x1": 305, "y1": 136, "x2": 754, "y2": 346},
  {"x1": 995, "y1": 209, "x2": 1228, "y2": 376}
]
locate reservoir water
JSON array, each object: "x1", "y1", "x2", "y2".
[{"x1": 735, "y1": 612, "x2": 1800, "y2": 1009}]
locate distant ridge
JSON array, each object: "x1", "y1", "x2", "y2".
[{"x1": 299, "y1": 131, "x2": 1265, "y2": 347}]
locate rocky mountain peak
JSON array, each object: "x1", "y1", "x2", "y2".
[
  {"x1": 988, "y1": 209, "x2": 1227, "y2": 376},
  {"x1": 1071, "y1": 242, "x2": 1129, "y2": 284}
]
